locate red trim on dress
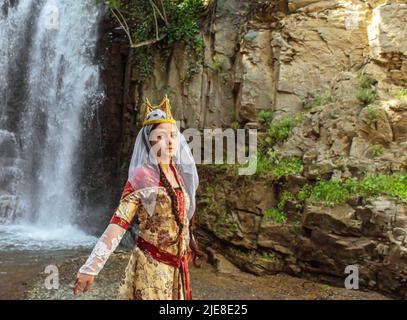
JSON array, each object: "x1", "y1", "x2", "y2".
[
  {"x1": 109, "y1": 215, "x2": 130, "y2": 230},
  {"x1": 121, "y1": 180, "x2": 134, "y2": 199},
  {"x1": 136, "y1": 236, "x2": 192, "y2": 300}
]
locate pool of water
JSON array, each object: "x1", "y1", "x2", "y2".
[
  {"x1": 0, "y1": 223, "x2": 97, "y2": 299},
  {"x1": 0, "y1": 224, "x2": 97, "y2": 251}
]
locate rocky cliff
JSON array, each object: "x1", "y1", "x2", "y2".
[{"x1": 97, "y1": 0, "x2": 407, "y2": 298}]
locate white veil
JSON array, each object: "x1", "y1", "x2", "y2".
[{"x1": 127, "y1": 109, "x2": 199, "y2": 221}]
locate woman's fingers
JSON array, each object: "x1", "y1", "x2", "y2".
[
  {"x1": 72, "y1": 280, "x2": 82, "y2": 295},
  {"x1": 83, "y1": 280, "x2": 92, "y2": 292},
  {"x1": 73, "y1": 275, "x2": 94, "y2": 295},
  {"x1": 73, "y1": 272, "x2": 95, "y2": 295},
  {"x1": 73, "y1": 278, "x2": 87, "y2": 295}
]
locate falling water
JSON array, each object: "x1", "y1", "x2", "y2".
[{"x1": 0, "y1": 0, "x2": 105, "y2": 249}]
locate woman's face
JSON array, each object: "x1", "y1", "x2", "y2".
[{"x1": 149, "y1": 122, "x2": 179, "y2": 164}]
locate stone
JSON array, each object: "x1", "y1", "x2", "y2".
[
  {"x1": 206, "y1": 247, "x2": 242, "y2": 274},
  {"x1": 258, "y1": 221, "x2": 301, "y2": 255},
  {"x1": 303, "y1": 204, "x2": 362, "y2": 236}
]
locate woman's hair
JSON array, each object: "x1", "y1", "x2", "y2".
[{"x1": 158, "y1": 164, "x2": 184, "y2": 246}]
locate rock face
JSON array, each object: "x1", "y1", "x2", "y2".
[
  {"x1": 98, "y1": 0, "x2": 407, "y2": 298},
  {"x1": 195, "y1": 166, "x2": 407, "y2": 298},
  {"x1": 100, "y1": 0, "x2": 406, "y2": 174},
  {"x1": 134, "y1": 0, "x2": 406, "y2": 126},
  {"x1": 100, "y1": 0, "x2": 406, "y2": 177}
]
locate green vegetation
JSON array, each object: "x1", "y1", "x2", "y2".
[
  {"x1": 395, "y1": 88, "x2": 407, "y2": 101},
  {"x1": 271, "y1": 157, "x2": 304, "y2": 180},
  {"x1": 296, "y1": 184, "x2": 313, "y2": 209},
  {"x1": 264, "y1": 208, "x2": 287, "y2": 223},
  {"x1": 207, "y1": 57, "x2": 225, "y2": 72},
  {"x1": 310, "y1": 179, "x2": 352, "y2": 207},
  {"x1": 200, "y1": 185, "x2": 217, "y2": 213},
  {"x1": 257, "y1": 111, "x2": 303, "y2": 147},
  {"x1": 309, "y1": 171, "x2": 407, "y2": 206},
  {"x1": 260, "y1": 251, "x2": 277, "y2": 260},
  {"x1": 278, "y1": 191, "x2": 294, "y2": 211},
  {"x1": 369, "y1": 144, "x2": 383, "y2": 158},
  {"x1": 362, "y1": 105, "x2": 379, "y2": 124},
  {"x1": 201, "y1": 185, "x2": 239, "y2": 235},
  {"x1": 206, "y1": 57, "x2": 230, "y2": 83},
  {"x1": 255, "y1": 150, "x2": 304, "y2": 179},
  {"x1": 230, "y1": 121, "x2": 241, "y2": 130},
  {"x1": 356, "y1": 73, "x2": 378, "y2": 106},
  {"x1": 304, "y1": 91, "x2": 333, "y2": 109},
  {"x1": 267, "y1": 113, "x2": 303, "y2": 145},
  {"x1": 258, "y1": 110, "x2": 273, "y2": 126},
  {"x1": 96, "y1": 0, "x2": 205, "y2": 82},
  {"x1": 359, "y1": 73, "x2": 378, "y2": 89}
]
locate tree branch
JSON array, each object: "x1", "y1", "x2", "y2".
[
  {"x1": 110, "y1": 8, "x2": 134, "y2": 47},
  {"x1": 131, "y1": 33, "x2": 167, "y2": 48},
  {"x1": 148, "y1": 0, "x2": 168, "y2": 27}
]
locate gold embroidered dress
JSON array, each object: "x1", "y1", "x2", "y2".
[{"x1": 79, "y1": 163, "x2": 193, "y2": 300}]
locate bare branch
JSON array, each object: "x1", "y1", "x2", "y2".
[
  {"x1": 159, "y1": 0, "x2": 169, "y2": 26},
  {"x1": 131, "y1": 33, "x2": 167, "y2": 49},
  {"x1": 116, "y1": 8, "x2": 133, "y2": 43},
  {"x1": 148, "y1": 0, "x2": 168, "y2": 27},
  {"x1": 152, "y1": 5, "x2": 159, "y2": 39},
  {"x1": 110, "y1": 8, "x2": 134, "y2": 47}
]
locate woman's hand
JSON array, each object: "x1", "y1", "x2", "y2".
[{"x1": 73, "y1": 272, "x2": 94, "y2": 295}]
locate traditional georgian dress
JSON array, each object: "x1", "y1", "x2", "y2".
[{"x1": 79, "y1": 162, "x2": 193, "y2": 300}]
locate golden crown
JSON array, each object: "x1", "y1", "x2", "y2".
[{"x1": 142, "y1": 94, "x2": 176, "y2": 126}]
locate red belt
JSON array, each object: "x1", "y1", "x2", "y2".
[{"x1": 136, "y1": 236, "x2": 192, "y2": 300}]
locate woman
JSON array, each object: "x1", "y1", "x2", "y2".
[{"x1": 73, "y1": 95, "x2": 204, "y2": 299}]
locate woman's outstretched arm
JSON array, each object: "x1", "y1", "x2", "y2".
[
  {"x1": 73, "y1": 181, "x2": 139, "y2": 294},
  {"x1": 77, "y1": 223, "x2": 127, "y2": 276}
]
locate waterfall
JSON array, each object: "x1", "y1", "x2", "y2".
[{"x1": 0, "y1": 0, "x2": 105, "y2": 249}]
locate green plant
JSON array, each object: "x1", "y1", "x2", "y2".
[
  {"x1": 253, "y1": 149, "x2": 303, "y2": 179},
  {"x1": 369, "y1": 144, "x2": 383, "y2": 158},
  {"x1": 230, "y1": 121, "x2": 241, "y2": 129},
  {"x1": 356, "y1": 73, "x2": 378, "y2": 106},
  {"x1": 96, "y1": 0, "x2": 205, "y2": 81},
  {"x1": 297, "y1": 184, "x2": 313, "y2": 202},
  {"x1": 395, "y1": 88, "x2": 407, "y2": 101},
  {"x1": 362, "y1": 105, "x2": 379, "y2": 124},
  {"x1": 295, "y1": 184, "x2": 313, "y2": 209},
  {"x1": 304, "y1": 91, "x2": 333, "y2": 109},
  {"x1": 271, "y1": 158, "x2": 304, "y2": 180},
  {"x1": 357, "y1": 172, "x2": 407, "y2": 200},
  {"x1": 264, "y1": 208, "x2": 287, "y2": 223},
  {"x1": 310, "y1": 179, "x2": 351, "y2": 207},
  {"x1": 359, "y1": 73, "x2": 378, "y2": 89},
  {"x1": 309, "y1": 171, "x2": 407, "y2": 206},
  {"x1": 267, "y1": 113, "x2": 303, "y2": 145},
  {"x1": 208, "y1": 57, "x2": 225, "y2": 72},
  {"x1": 357, "y1": 88, "x2": 377, "y2": 106},
  {"x1": 278, "y1": 191, "x2": 294, "y2": 211},
  {"x1": 258, "y1": 110, "x2": 273, "y2": 125},
  {"x1": 201, "y1": 185, "x2": 216, "y2": 213},
  {"x1": 267, "y1": 116, "x2": 292, "y2": 144},
  {"x1": 260, "y1": 251, "x2": 277, "y2": 260}
]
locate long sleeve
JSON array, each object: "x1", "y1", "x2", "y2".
[{"x1": 78, "y1": 181, "x2": 141, "y2": 276}]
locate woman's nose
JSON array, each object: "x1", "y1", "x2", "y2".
[{"x1": 166, "y1": 137, "x2": 173, "y2": 146}]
